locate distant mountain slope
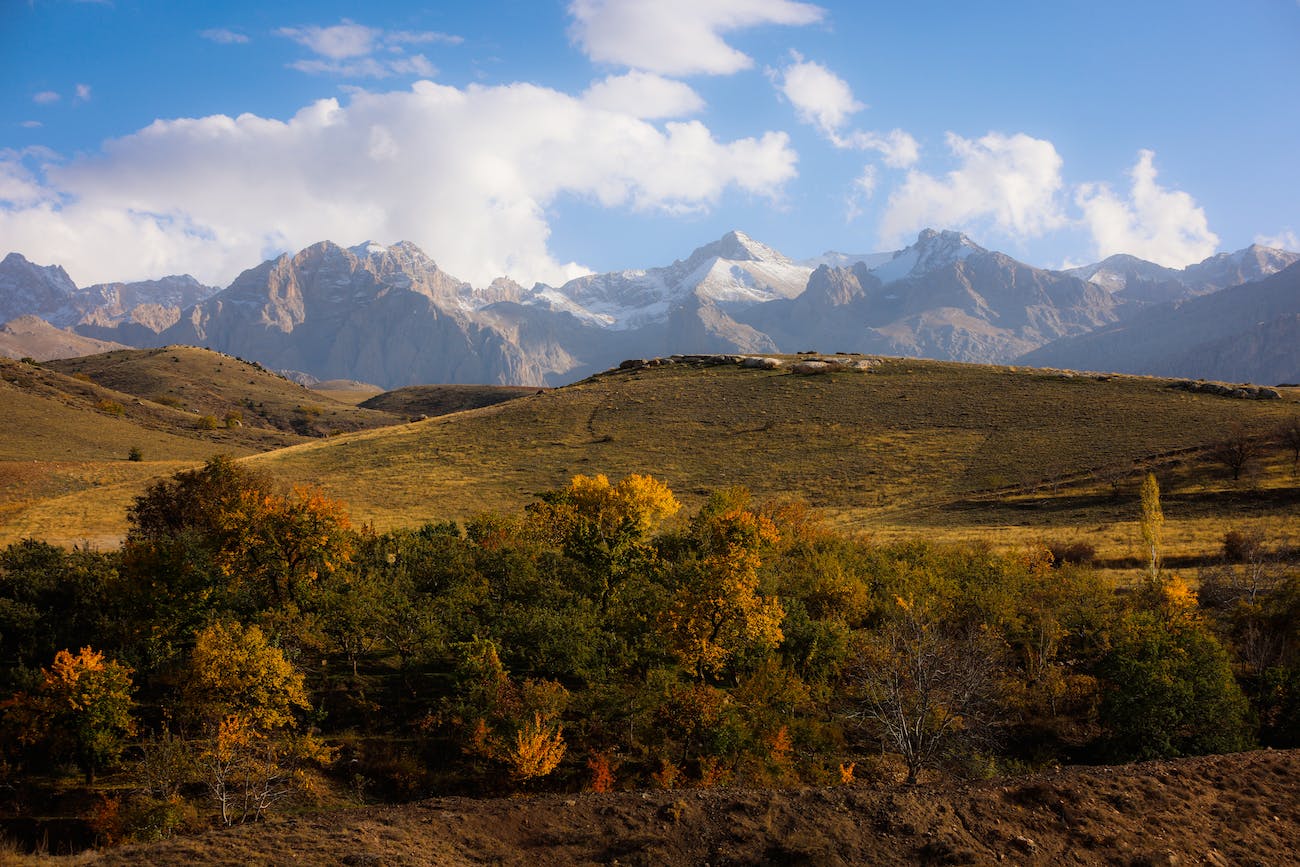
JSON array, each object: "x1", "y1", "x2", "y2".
[
  {"x1": 0, "y1": 315, "x2": 129, "y2": 361},
  {"x1": 1066, "y1": 245, "x2": 1298, "y2": 304},
  {"x1": 1020, "y1": 261, "x2": 1300, "y2": 383}
]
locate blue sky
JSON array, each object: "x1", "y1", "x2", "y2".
[{"x1": 2, "y1": 0, "x2": 1298, "y2": 288}]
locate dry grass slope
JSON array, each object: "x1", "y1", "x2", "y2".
[
  {"x1": 253, "y1": 358, "x2": 1299, "y2": 567},
  {"x1": 359, "y1": 383, "x2": 544, "y2": 419}
]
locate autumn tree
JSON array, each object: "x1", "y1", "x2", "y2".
[
  {"x1": 30, "y1": 647, "x2": 136, "y2": 782},
  {"x1": 662, "y1": 488, "x2": 785, "y2": 678},
  {"x1": 185, "y1": 620, "x2": 309, "y2": 732},
  {"x1": 1139, "y1": 473, "x2": 1164, "y2": 579},
  {"x1": 528, "y1": 473, "x2": 680, "y2": 609},
  {"x1": 452, "y1": 639, "x2": 569, "y2": 785}
]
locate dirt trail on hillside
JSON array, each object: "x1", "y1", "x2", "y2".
[{"x1": 90, "y1": 749, "x2": 1300, "y2": 866}]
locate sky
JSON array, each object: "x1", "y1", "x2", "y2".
[{"x1": 2, "y1": 0, "x2": 1299, "y2": 289}]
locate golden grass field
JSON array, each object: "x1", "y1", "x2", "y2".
[{"x1": 3, "y1": 353, "x2": 1297, "y2": 573}]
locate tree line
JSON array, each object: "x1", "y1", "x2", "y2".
[{"x1": 1, "y1": 457, "x2": 1297, "y2": 842}]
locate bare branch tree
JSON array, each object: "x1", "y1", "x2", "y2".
[{"x1": 843, "y1": 602, "x2": 1003, "y2": 784}]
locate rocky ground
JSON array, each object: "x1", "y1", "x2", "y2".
[{"x1": 84, "y1": 749, "x2": 1300, "y2": 866}]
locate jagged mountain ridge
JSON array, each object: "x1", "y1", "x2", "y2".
[
  {"x1": 3, "y1": 231, "x2": 1297, "y2": 386},
  {"x1": 0, "y1": 252, "x2": 218, "y2": 338}
]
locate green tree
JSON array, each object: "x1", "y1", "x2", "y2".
[{"x1": 1098, "y1": 610, "x2": 1251, "y2": 760}]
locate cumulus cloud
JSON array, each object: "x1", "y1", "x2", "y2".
[
  {"x1": 74, "y1": 84, "x2": 92, "y2": 103},
  {"x1": 568, "y1": 0, "x2": 824, "y2": 76},
  {"x1": 0, "y1": 81, "x2": 798, "y2": 287},
  {"x1": 33, "y1": 91, "x2": 60, "y2": 105},
  {"x1": 1256, "y1": 228, "x2": 1299, "y2": 251},
  {"x1": 20, "y1": 121, "x2": 43, "y2": 129},
  {"x1": 879, "y1": 131, "x2": 1066, "y2": 246},
  {"x1": 1075, "y1": 149, "x2": 1218, "y2": 268},
  {"x1": 277, "y1": 19, "x2": 459, "y2": 78},
  {"x1": 777, "y1": 56, "x2": 861, "y2": 135},
  {"x1": 200, "y1": 28, "x2": 250, "y2": 45},
  {"x1": 582, "y1": 71, "x2": 705, "y2": 118},
  {"x1": 772, "y1": 55, "x2": 918, "y2": 167}
]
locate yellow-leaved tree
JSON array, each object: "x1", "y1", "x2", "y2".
[
  {"x1": 185, "y1": 621, "x2": 325, "y2": 824},
  {"x1": 528, "y1": 472, "x2": 681, "y2": 609},
  {"x1": 663, "y1": 488, "x2": 785, "y2": 677}
]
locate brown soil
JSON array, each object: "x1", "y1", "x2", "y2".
[{"x1": 86, "y1": 749, "x2": 1300, "y2": 866}]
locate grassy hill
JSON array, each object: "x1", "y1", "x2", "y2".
[
  {"x1": 47, "y1": 346, "x2": 404, "y2": 437},
  {"x1": 0, "y1": 348, "x2": 404, "y2": 546},
  {"x1": 7, "y1": 354, "x2": 1298, "y2": 564},
  {"x1": 249, "y1": 356, "x2": 1299, "y2": 570}
]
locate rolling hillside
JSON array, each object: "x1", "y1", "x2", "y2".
[
  {"x1": 0, "y1": 349, "x2": 403, "y2": 546},
  {"x1": 7, "y1": 354, "x2": 1297, "y2": 558}
]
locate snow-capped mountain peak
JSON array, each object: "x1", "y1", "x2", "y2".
[
  {"x1": 685, "y1": 230, "x2": 789, "y2": 267},
  {"x1": 870, "y1": 229, "x2": 986, "y2": 284}
]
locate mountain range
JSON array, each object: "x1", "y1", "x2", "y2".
[{"x1": 1, "y1": 231, "x2": 1296, "y2": 388}]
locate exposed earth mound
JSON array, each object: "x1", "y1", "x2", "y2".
[{"x1": 89, "y1": 749, "x2": 1299, "y2": 866}]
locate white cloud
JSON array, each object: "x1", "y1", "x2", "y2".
[
  {"x1": 200, "y1": 28, "x2": 250, "y2": 45},
  {"x1": 1075, "y1": 149, "x2": 1217, "y2": 268},
  {"x1": 844, "y1": 164, "x2": 876, "y2": 222},
  {"x1": 74, "y1": 84, "x2": 92, "y2": 103},
  {"x1": 568, "y1": 0, "x2": 825, "y2": 76},
  {"x1": 277, "y1": 19, "x2": 461, "y2": 79},
  {"x1": 20, "y1": 121, "x2": 43, "y2": 129},
  {"x1": 772, "y1": 55, "x2": 918, "y2": 167},
  {"x1": 583, "y1": 71, "x2": 705, "y2": 118},
  {"x1": 776, "y1": 55, "x2": 861, "y2": 137},
  {"x1": 0, "y1": 81, "x2": 798, "y2": 287},
  {"x1": 880, "y1": 131, "x2": 1066, "y2": 246},
  {"x1": 33, "y1": 91, "x2": 60, "y2": 105},
  {"x1": 1254, "y1": 229, "x2": 1298, "y2": 252},
  {"x1": 278, "y1": 20, "x2": 378, "y2": 59}
]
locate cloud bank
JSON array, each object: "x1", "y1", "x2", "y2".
[{"x1": 0, "y1": 82, "x2": 798, "y2": 287}]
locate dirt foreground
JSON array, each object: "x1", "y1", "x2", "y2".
[{"x1": 88, "y1": 750, "x2": 1300, "y2": 866}]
